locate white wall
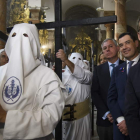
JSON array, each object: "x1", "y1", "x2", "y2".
[
  {"x1": 103, "y1": 0, "x2": 115, "y2": 11},
  {"x1": 28, "y1": 0, "x2": 41, "y2": 7},
  {"x1": 28, "y1": 0, "x2": 55, "y2": 22},
  {"x1": 42, "y1": 0, "x2": 55, "y2": 22}
]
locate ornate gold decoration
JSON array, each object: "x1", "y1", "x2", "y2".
[
  {"x1": 40, "y1": 15, "x2": 45, "y2": 23},
  {"x1": 9, "y1": 1, "x2": 47, "y2": 25},
  {"x1": 9, "y1": 0, "x2": 31, "y2": 26},
  {"x1": 9, "y1": 0, "x2": 49, "y2": 55},
  {"x1": 39, "y1": 29, "x2": 49, "y2": 55},
  {"x1": 17, "y1": 7, "x2": 31, "y2": 23},
  {"x1": 69, "y1": 30, "x2": 92, "y2": 61}
]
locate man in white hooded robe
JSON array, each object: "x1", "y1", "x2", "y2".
[
  {"x1": 0, "y1": 23, "x2": 67, "y2": 140},
  {"x1": 56, "y1": 49, "x2": 92, "y2": 140}
]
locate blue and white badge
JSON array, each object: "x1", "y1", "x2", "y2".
[
  {"x1": 65, "y1": 84, "x2": 72, "y2": 95},
  {"x1": 2, "y1": 77, "x2": 22, "y2": 104}
]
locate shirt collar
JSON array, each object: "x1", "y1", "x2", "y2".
[
  {"x1": 126, "y1": 54, "x2": 140, "y2": 64},
  {"x1": 108, "y1": 58, "x2": 119, "y2": 66}
]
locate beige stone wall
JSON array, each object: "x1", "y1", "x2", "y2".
[
  {"x1": 0, "y1": 0, "x2": 7, "y2": 49},
  {"x1": 114, "y1": 0, "x2": 127, "y2": 41}
]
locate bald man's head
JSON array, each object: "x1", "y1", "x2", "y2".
[{"x1": 0, "y1": 50, "x2": 9, "y2": 66}]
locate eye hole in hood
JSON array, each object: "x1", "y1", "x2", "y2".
[
  {"x1": 12, "y1": 32, "x2": 16, "y2": 37},
  {"x1": 23, "y1": 33, "x2": 28, "y2": 37}
]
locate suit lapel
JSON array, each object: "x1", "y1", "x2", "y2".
[
  {"x1": 116, "y1": 62, "x2": 127, "y2": 90},
  {"x1": 104, "y1": 60, "x2": 123, "y2": 82},
  {"x1": 103, "y1": 62, "x2": 111, "y2": 83},
  {"x1": 103, "y1": 60, "x2": 125, "y2": 86},
  {"x1": 122, "y1": 62, "x2": 127, "y2": 81},
  {"x1": 119, "y1": 59, "x2": 124, "y2": 65}
]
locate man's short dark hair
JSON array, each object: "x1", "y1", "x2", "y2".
[{"x1": 118, "y1": 32, "x2": 137, "y2": 42}]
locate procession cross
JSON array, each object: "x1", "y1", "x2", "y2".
[{"x1": 0, "y1": 0, "x2": 117, "y2": 139}]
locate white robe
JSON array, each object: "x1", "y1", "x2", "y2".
[
  {"x1": 0, "y1": 64, "x2": 7, "y2": 86},
  {"x1": 0, "y1": 23, "x2": 67, "y2": 140},
  {"x1": 62, "y1": 65, "x2": 92, "y2": 140},
  {"x1": 0, "y1": 65, "x2": 67, "y2": 140}
]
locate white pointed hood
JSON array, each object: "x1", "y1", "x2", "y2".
[
  {"x1": 69, "y1": 53, "x2": 87, "y2": 69},
  {"x1": 2, "y1": 23, "x2": 41, "y2": 96},
  {"x1": 63, "y1": 52, "x2": 88, "y2": 85}
]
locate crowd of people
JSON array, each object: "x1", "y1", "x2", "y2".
[
  {"x1": 91, "y1": 17, "x2": 140, "y2": 140},
  {"x1": 0, "y1": 17, "x2": 140, "y2": 140}
]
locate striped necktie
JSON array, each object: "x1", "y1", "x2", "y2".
[
  {"x1": 127, "y1": 61, "x2": 134, "y2": 75},
  {"x1": 110, "y1": 64, "x2": 115, "y2": 77}
]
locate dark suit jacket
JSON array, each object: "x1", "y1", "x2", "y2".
[
  {"x1": 124, "y1": 62, "x2": 140, "y2": 140},
  {"x1": 107, "y1": 62, "x2": 127, "y2": 121},
  {"x1": 108, "y1": 58, "x2": 140, "y2": 121},
  {"x1": 91, "y1": 60, "x2": 123, "y2": 127}
]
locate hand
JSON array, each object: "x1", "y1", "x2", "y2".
[
  {"x1": 107, "y1": 113, "x2": 114, "y2": 123},
  {"x1": 117, "y1": 120, "x2": 128, "y2": 136},
  {"x1": 52, "y1": 65, "x2": 55, "y2": 71},
  {"x1": 56, "y1": 49, "x2": 68, "y2": 62}
]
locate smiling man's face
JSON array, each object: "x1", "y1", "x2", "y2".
[{"x1": 119, "y1": 35, "x2": 138, "y2": 61}]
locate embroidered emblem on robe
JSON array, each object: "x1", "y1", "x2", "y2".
[
  {"x1": 65, "y1": 84, "x2": 72, "y2": 95},
  {"x1": 2, "y1": 77, "x2": 22, "y2": 104}
]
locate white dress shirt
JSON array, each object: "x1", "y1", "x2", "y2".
[{"x1": 126, "y1": 54, "x2": 140, "y2": 73}]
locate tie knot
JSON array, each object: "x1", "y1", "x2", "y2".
[
  {"x1": 111, "y1": 64, "x2": 115, "y2": 68},
  {"x1": 128, "y1": 61, "x2": 134, "y2": 67},
  {"x1": 127, "y1": 61, "x2": 134, "y2": 74}
]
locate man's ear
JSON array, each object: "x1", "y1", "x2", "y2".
[
  {"x1": 135, "y1": 40, "x2": 139, "y2": 48},
  {"x1": 138, "y1": 32, "x2": 140, "y2": 41}
]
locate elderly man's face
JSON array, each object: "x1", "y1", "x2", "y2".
[
  {"x1": 0, "y1": 51, "x2": 9, "y2": 66},
  {"x1": 102, "y1": 40, "x2": 119, "y2": 59}
]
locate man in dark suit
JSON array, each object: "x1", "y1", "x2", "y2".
[
  {"x1": 107, "y1": 32, "x2": 139, "y2": 140},
  {"x1": 124, "y1": 17, "x2": 140, "y2": 140},
  {"x1": 91, "y1": 38, "x2": 123, "y2": 140}
]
